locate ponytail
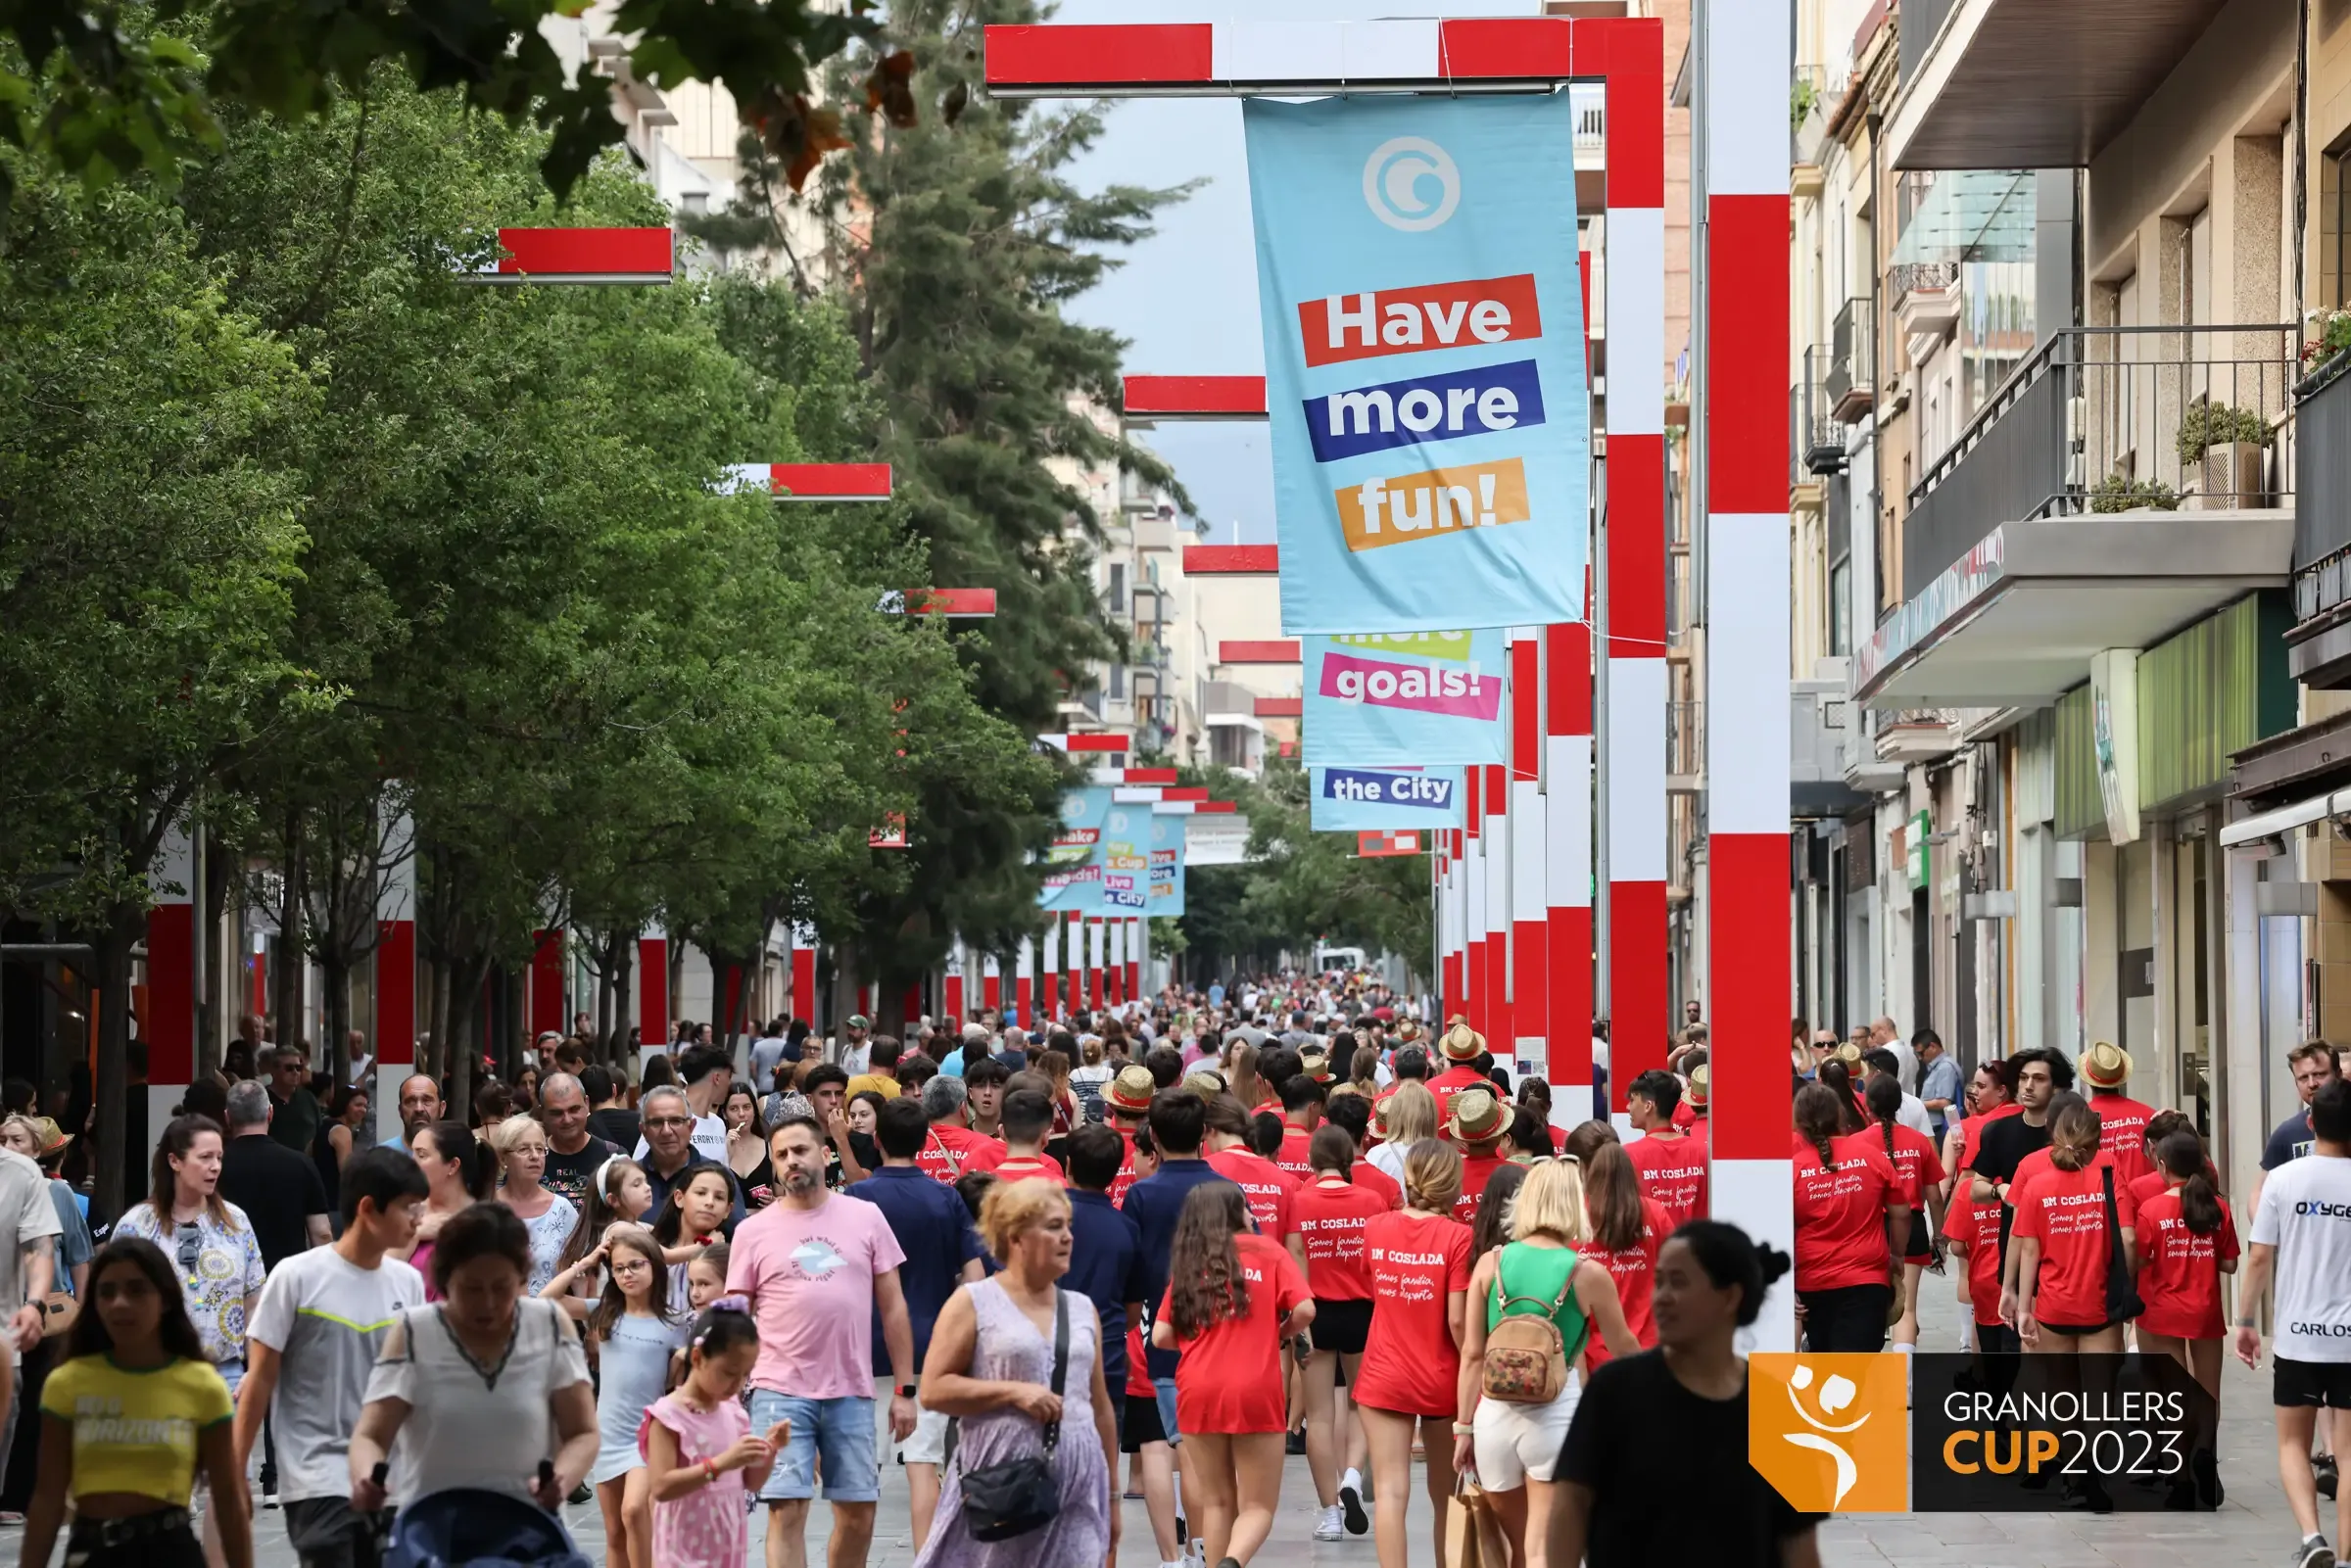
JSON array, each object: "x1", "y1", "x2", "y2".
[
  {"x1": 2156, "y1": 1128, "x2": 2222, "y2": 1235},
  {"x1": 1864, "y1": 1074, "x2": 1900, "y2": 1166},
  {"x1": 1793, "y1": 1083, "x2": 1845, "y2": 1172}
]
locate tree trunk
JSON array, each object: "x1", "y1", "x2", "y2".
[
  {"x1": 272, "y1": 826, "x2": 307, "y2": 1053},
  {"x1": 606, "y1": 929, "x2": 635, "y2": 1069},
  {"x1": 196, "y1": 827, "x2": 234, "y2": 1081},
  {"x1": 321, "y1": 954, "x2": 351, "y2": 1082}
]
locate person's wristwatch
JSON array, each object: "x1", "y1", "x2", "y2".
[{"x1": 896, "y1": 1384, "x2": 918, "y2": 1400}]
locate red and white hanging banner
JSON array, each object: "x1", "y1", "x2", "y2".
[{"x1": 1358, "y1": 830, "x2": 1425, "y2": 858}]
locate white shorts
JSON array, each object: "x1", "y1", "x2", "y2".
[
  {"x1": 1470, "y1": 1368, "x2": 1581, "y2": 1490},
  {"x1": 876, "y1": 1378, "x2": 952, "y2": 1466}
]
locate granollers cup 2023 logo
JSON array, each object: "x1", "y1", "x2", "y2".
[{"x1": 1750, "y1": 1354, "x2": 2219, "y2": 1514}]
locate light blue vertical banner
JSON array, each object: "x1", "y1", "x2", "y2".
[
  {"x1": 1244, "y1": 92, "x2": 1588, "y2": 634},
  {"x1": 1308, "y1": 766, "x2": 1468, "y2": 832},
  {"x1": 1039, "y1": 786, "x2": 1112, "y2": 914},
  {"x1": 1147, "y1": 810, "x2": 1187, "y2": 918},
  {"x1": 1301, "y1": 630, "x2": 1508, "y2": 766}
]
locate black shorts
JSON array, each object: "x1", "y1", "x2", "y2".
[
  {"x1": 1974, "y1": 1320, "x2": 2021, "y2": 1355},
  {"x1": 1312, "y1": 1298, "x2": 1373, "y2": 1356},
  {"x1": 2036, "y1": 1316, "x2": 2117, "y2": 1338},
  {"x1": 2277, "y1": 1357, "x2": 2351, "y2": 1409},
  {"x1": 284, "y1": 1498, "x2": 382, "y2": 1568},
  {"x1": 1901, "y1": 1213, "x2": 1933, "y2": 1263},
  {"x1": 1123, "y1": 1389, "x2": 1168, "y2": 1451}
]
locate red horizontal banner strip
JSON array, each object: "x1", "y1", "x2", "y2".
[
  {"x1": 908, "y1": 589, "x2": 996, "y2": 616},
  {"x1": 773, "y1": 463, "x2": 892, "y2": 499},
  {"x1": 1184, "y1": 546, "x2": 1279, "y2": 575},
  {"x1": 1124, "y1": 375, "x2": 1268, "y2": 418},
  {"x1": 1063, "y1": 734, "x2": 1129, "y2": 754},
  {"x1": 985, "y1": 23, "x2": 1215, "y2": 86},
  {"x1": 1254, "y1": 696, "x2": 1302, "y2": 719},
  {"x1": 1220, "y1": 640, "x2": 1301, "y2": 664},
  {"x1": 498, "y1": 228, "x2": 673, "y2": 276}
]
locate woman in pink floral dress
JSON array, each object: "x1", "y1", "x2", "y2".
[{"x1": 642, "y1": 1301, "x2": 788, "y2": 1568}]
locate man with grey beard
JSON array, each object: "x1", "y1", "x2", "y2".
[{"x1": 727, "y1": 1116, "x2": 919, "y2": 1568}]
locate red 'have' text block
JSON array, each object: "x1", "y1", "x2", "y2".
[{"x1": 1298, "y1": 275, "x2": 1541, "y2": 368}]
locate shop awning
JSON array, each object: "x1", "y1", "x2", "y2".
[{"x1": 2219, "y1": 789, "x2": 2349, "y2": 850}]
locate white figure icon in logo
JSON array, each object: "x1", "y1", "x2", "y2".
[
  {"x1": 1782, "y1": 1362, "x2": 1869, "y2": 1509},
  {"x1": 1363, "y1": 137, "x2": 1461, "y2": 231}
]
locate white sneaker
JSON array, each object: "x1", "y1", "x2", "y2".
[{"x1": 1315, "y1": 1504, "x2": 1346, "y2": 1542}]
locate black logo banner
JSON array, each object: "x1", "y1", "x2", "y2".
[{"x1": 1910, "y1": 1354, "x2": 2219, "y2": 1511}]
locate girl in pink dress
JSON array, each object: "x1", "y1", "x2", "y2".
[{"x1": 641, "y1": 1299, "x2": 789, "y2": 1568}]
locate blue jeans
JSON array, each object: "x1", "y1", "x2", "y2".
[
  {"x1": 1153, "y1": 1376, "x2": 1183, "y2": 1449},
  {"x1": 750, "y1": 1390, "x2": 879, "y2": 1503}
]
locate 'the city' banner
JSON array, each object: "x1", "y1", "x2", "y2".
[
  {"x1": 1302, "y1": 630, "x2": 1506, "y2": 765},
  {"x1": 1309, "y1": 765, "x2": 1467, "y2": 832},
  {"x1": 1244, "y1": 93, "x2": 1589, "y2": 634}
]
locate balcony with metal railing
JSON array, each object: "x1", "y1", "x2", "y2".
[
  {"x1": 1828, "y1": 298, "x2": 1874, "y2": 423},
  {"x1": 1902, "y1": 322, "x2": 2296, "y2": 600},
  {"x1": 1796, "y1": 347, "x2": 1845, "y2": 479},
  {"x1": 1667, "y1": 700, "x2": 1703, "y2": 793},
  {"x1": 2287, "y1": 353, "x2": 2351, "y2": 686}
]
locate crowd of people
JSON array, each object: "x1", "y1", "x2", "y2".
[{"x1": 21, "y1": 970, "x2": 2346, "y2": 1567}]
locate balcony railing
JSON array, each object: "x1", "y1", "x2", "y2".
[
  {"x1": 2296, "y1": 356, "x2": 2351, "y2": 621},
  {"x1": 1796, "y1": 347, "x2": 1845, "y2": 478},
  {"x1": 1901, "y1": 322, "x2": 2296, "y2": 599},
  {"x1": 1827, "y1": 298, "x2": 1874, "y2": 422},
  {"x1": 1667, "y1": 700, "x2": 1703, "y2": 781}
]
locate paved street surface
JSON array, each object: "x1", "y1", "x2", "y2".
[{"x1": 0, "y1": 1285, "x2": 2316, "y2": 1567}]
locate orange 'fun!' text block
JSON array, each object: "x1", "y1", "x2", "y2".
[{"x1": 1333, "y1": 457, "x2": 1530, "y2": 553}]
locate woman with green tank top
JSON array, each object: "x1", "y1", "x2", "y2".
[{"x1": 1453, "y1": 1159, "x2": 1639, "y2": 1568}]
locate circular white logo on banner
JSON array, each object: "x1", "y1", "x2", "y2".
[{"x1": 1363, "y1": 137, "x2": 1460, "y2": 231}]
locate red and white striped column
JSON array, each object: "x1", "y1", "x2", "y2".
[
  {"x1": 1441, "y1": 832, "x2": 1465, "y2": 1022},
  {"x1": 1483, "y1": 765, "x2": 1512, "y2": 1062},
  {"x1": 1508, "y1": 631, "x2": 1549, "y2": 1083},
  {"x1": 146, "y1": 826, "x2": 195, "y2": 1138},
  {"x1": 643, "y1": 926, "x2": 673, "y2": 1071},
  {"x1": 1126, "y1": 918, "x2": 1144, "y2": 1008},
  {"x1": 1107, "y1": 922, "x2": 1125, "y2": 1007},
  {"x1": 1463, "y1": 784, "x2": 1486, "y2": 1034},
  {"x1": 982, "y1": 951, "x2": 1002, "y2": 1015},
  {"x1": 375, "y1": 809, "x2": 417, "y2": 1143},
  {"x1": 1069, "y1": 912, "x2": 1086, "y2": 1019},
  {"x1": 1041, "y1": 923, "x2": 1061, "y2": 1023},
  {"x1": 1703, "y1": 0, "x2": 1795, "y2": 1349},
  {"x1": 944, "y1": 941, "x2": 968, "y2": 1028},
  {"x1": 1545, "y1": 611, "x2": 1596, "y2": 1125},
  {"x1": 1600, "y1": 18, "x2": 1667, "y2": 1117},
  {"x1": 1016, "y1": 937, "x2": 1035, "y2": 1030}
]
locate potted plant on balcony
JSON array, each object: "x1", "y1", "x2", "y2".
[
  {"x1": 2303, "y1": 307, "x2": 2351, "y2": 390},
  {"x1": 2174, "y1": 400, "x2": 2272, "y2": 509},
  {"x1": 2088, "y1": 471, "x2": 2179, "y2": 514}
]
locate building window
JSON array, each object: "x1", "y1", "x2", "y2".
[
  {"x1": 2327, "y1": 140, "x2": 2351, "y2": 309},
  {"x1": 1108, "y1": 563, "x2": 1126, "y2": 613},
  {"x1": 1109, "y1": 663, "x2": 1126, "y2": 699}
]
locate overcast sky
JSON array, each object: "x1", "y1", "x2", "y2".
[{"x1": 1050, "y1": 1, "x2": 1537, "y2": 543}]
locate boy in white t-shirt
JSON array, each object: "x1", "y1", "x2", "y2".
[{"x1": 2240, "y1": 1076, "x2": 2351, "y2": 1568}]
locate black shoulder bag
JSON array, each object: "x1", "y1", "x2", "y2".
[
  {"x1": 2101, "y1": 1165, "x2": 2145, "y2": 1324},
  {"x1": 957, "y1": 1290, "x2": 1070, "y2": 1543}
]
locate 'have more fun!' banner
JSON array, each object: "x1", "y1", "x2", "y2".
[
  {"x1": 1039, "y1": 788, "x2": 1185, "y2": 916},
  {"x1": 1303, "y1": 630, "x2": 1506, "y2": 765},
  {"x1": 1245, "y1": 93, "x2": 1589, "y2": 634},
  {"x1": 1310, "y1": 765, "x2": 1468, "y2": 832}
]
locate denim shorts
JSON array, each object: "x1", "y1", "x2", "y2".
[
  {"x1": 1153, "y1": 1377, "x2": 1183, "y2": 1448},
  {"x1": 749, "y1": 1390, "x2": 879, "y2": 1503}
]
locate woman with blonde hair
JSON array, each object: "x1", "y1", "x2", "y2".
[
  {"x1": 1353, "y1": 1140, "x2": 1473, "y2": 1568},
  {"x1": 1368, "y1": 1081, "x2": 1438, "y2": 1188},
  {"x1": 1224, "y1": 1041, "x2": 1265, "y2": 1115},
  {"x1": 1455, "y1": 1159, "x2": 1638, "y2": 1568},
  {"x1": 486, "y1": 1115, "x2": 579, "y2": 1296},
  {"x1": 913, "y1": 1179, "x2": 1118, "y2": 1565}
]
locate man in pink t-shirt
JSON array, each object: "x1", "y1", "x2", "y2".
[{"x1": 727, "y1": 1115, "x2": 916, "y2": 1568}]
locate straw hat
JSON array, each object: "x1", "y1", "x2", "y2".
[
  {"x1": 1106, "y1": 1065, "x2": 1156, "y2": 1116},
  {"x1": 1298, "y1": 1046, "x2": 1333, "y2": 1082},
  {"x1": 1686, "y1": 1065, "x2": 1709, "y2": 1109},
  {"x1": 1182, "y1": 1069, "x2": 1227, "y2": 1099},
  {"x1": 1834, "y1": 1041, "x2": 1864, "y2": 1067},
  {"x1": 1394, "y1": 1019, "x2": 1423, "y2": 1044},
  {"x1": 1440, "y1": 1017, "x2": 1486, "y2": 1064},
  {"x1": 2081, "y1": 1041, "x2": 2133, "y2": 1090},
  {"x1": 1446, "y1": 1086, "x2": 1509, "y2": 1147}
]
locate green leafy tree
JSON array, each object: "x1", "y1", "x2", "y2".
[{"x1": 0, "y1": 158, "x2": 321, "y2": 1212}]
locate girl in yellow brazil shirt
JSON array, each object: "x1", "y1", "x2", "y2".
[{"x1": 22, "y1": 1236, "x2": 250, "y2": 1568}]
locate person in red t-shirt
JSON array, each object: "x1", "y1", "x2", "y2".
[
  {"x1": 1120, "y1": 1317, "x2": 1183, "y2": 1567},
  {"x1": 1791, "y1": 1082, "x2": 1909, "y2": 1353},
  {"x1": 1571, "y1": 1134, "x2": 1670, "y2": 1363},
  {"x1": 1355, "y1": 1140, "x2": 1472, "y2": 1568},
  {"x1": 1102, "y1": 1065, "x2": 1157, "y2": 1207},
  {"x1": 1862, "y1": 1073, "x2": 1945, "y2": 1350},
  {"x1": 1447, "y1": 1088, "x2": 1513, "y2": 1222},
  {"x1": 1427, "y1": 1019, "x2": 1492, "y2": 1119},
  {"x1": 956, "y1": 1087, "x2": 1065, "y2": 1183},
  {"x1": 1274, "y1": 1073, "x2": 1323, "y2": 1180},
  {"x1": 2010, "y1": 1099, "x2": 2136, "y2": 1354},
  {"x1": 1201, "y1": 1096, "x2": 1305, "y2": 1266},
  {"x1": 2134, "y1": 1126, "x2": 2237, "y2": 1399},
  {"x1": 1623, "y1": 1069, "x2": 1708, "y2": 1227},
  {"x1": 1949, "y1": 1059, "x2": 2023, "y2": 1189},
  {"x1": 1292, "y1": 1126, "x2": 1392, "y2": 1542},
  {"x1": 2126, "y1": 1109, "x2": 2216, "y2": 1213},
  {"x1": 913, "y1": 1076, "x2": 996, "y2": 1183},
  {"x1": 1322, "y1": 1094, "x2": 1402, "y2": 1211},
  {"x1": 1153, "y1": 1183, "x2": 1313, "y2": 1568},
  {"x1": 1942, "y1": 1186, "x2": 2015, "y2": 1354},
  {"x1": 2080, "y1": 1040, "x2": 2159, "y2": 1189}
]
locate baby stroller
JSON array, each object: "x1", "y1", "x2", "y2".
[{"x1": 382, "y1": 1489, "x2": 593, "y2": 1568}]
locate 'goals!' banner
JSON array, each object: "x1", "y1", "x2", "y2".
[{"x1": 1301, "y1": 630, "x2": 1506, "y2": 766}]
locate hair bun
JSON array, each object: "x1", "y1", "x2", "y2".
[{"x1": 1752, "y1": 1242, "x2": 1793, "y2": 1288}]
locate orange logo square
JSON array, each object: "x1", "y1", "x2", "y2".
[{"x1": 1749, "y1": 1354, "x2": 1909, "y2": 1512}]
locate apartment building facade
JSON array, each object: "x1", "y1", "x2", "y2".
[{"x1": 1754, "y1": 0, "x2": 2319, "y2": 1202}]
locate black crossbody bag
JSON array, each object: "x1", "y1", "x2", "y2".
[
  {"x1": 956, "y1": 1290, "x2": 1069, "y2": 1543},
  {"x1": 2101, "y1": 1166, "x2": 2145, "y2": 1323}
]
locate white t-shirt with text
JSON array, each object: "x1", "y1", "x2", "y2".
[{"x1": 2252, "y1": 1153, "x2": 2351, "y2": 1363}]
